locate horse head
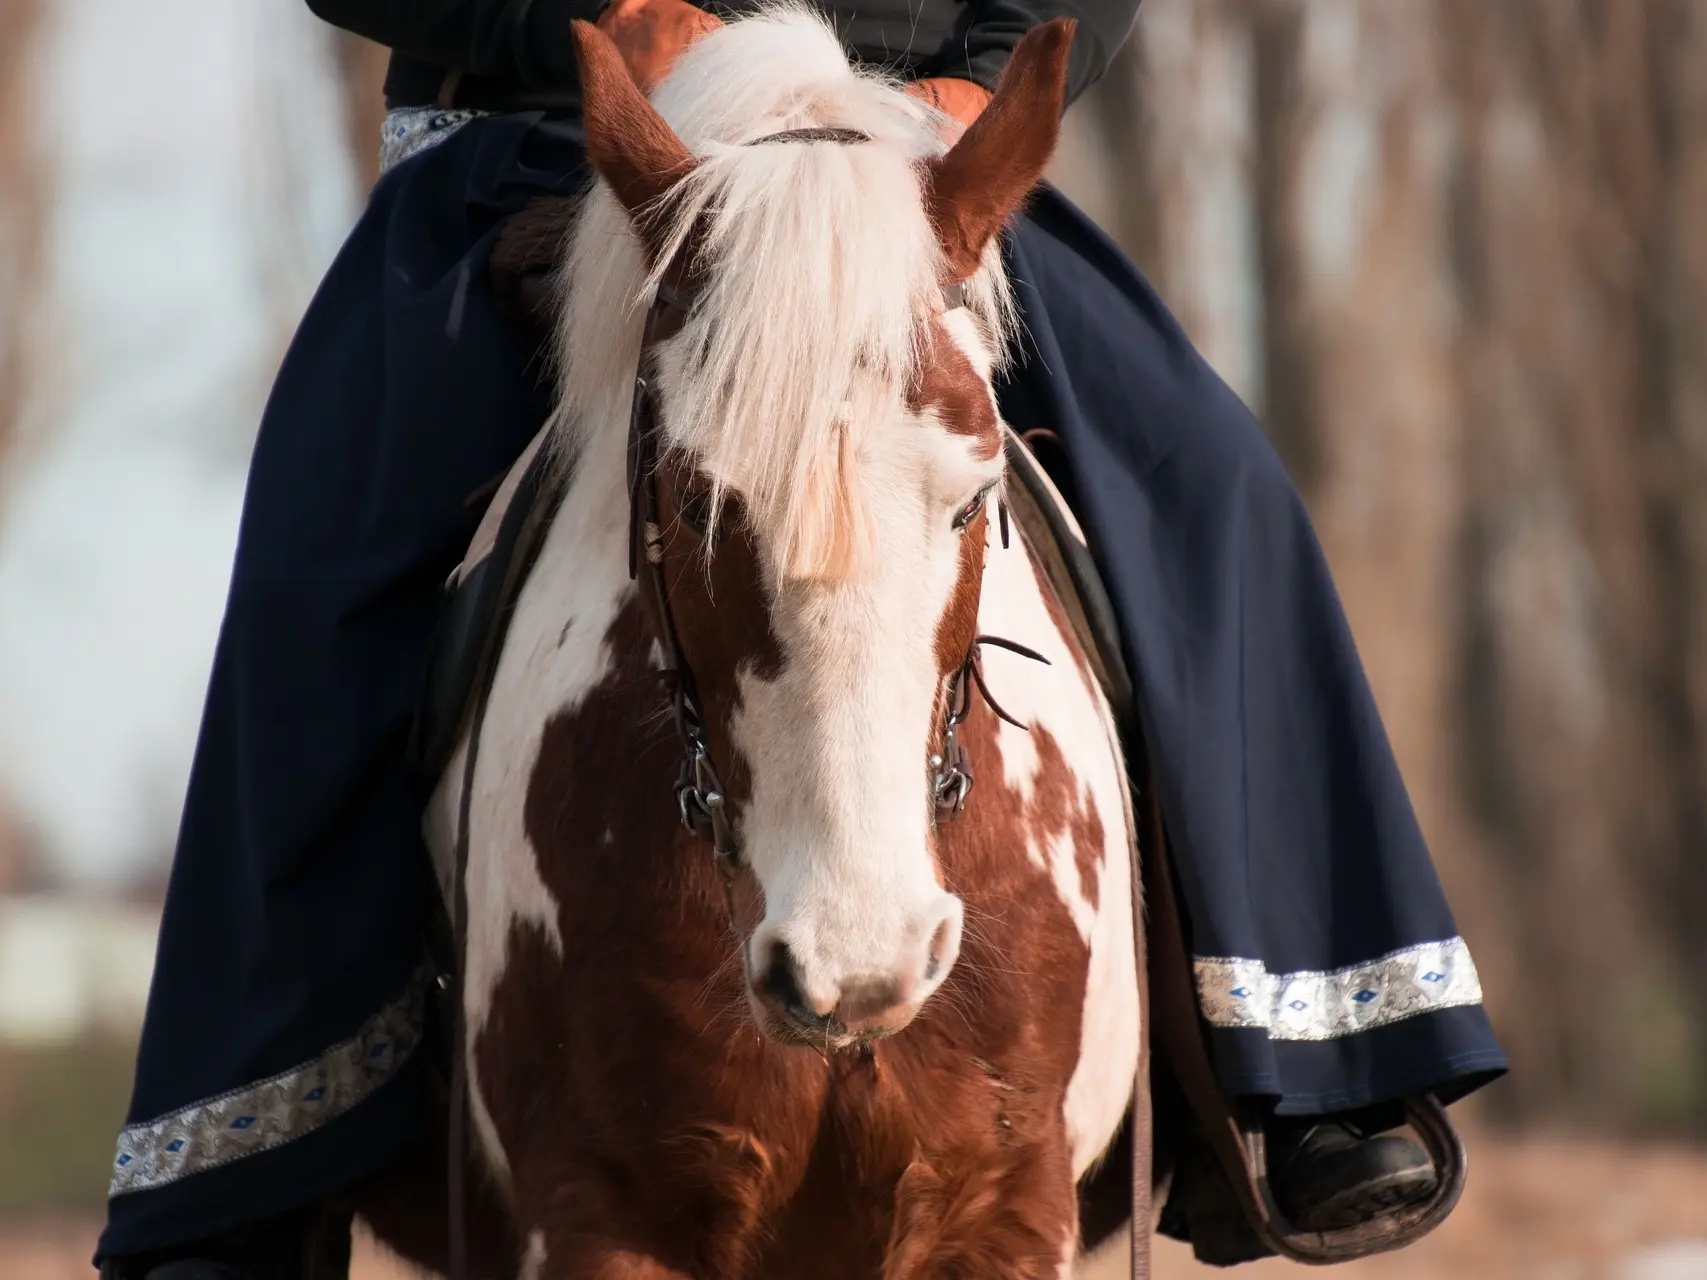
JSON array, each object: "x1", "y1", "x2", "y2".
[{"x1": 557, "y1": 9, "x2": 1073, "y2": 1048}]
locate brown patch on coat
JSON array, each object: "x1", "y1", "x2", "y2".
[
  {"x1": 934, "y1": 518, "x2": 987, "y2": 677},
  {"x1": 908, "y1": 319, "x2": 1000, "y2": 459},
  {"x1": 914, "y1": 317, "x2": 1000, "y2": 681},
  {"x1": 650, "y1": 452, "x2": 784, "y2": 813},
  {"x1": 921, "y1": 21, "x2": 1075, "y2": 278}
]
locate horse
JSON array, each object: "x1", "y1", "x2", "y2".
[{"x1": 362, "y1": 9, "x2": 1141, "y2": 1276}]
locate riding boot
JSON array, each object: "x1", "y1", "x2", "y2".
[
  {"x1": 98, "y1": 1201, "x2": 353, "y2": 1280},
  {"x1": 1157, "y1": 1102, "x2": 1439, "y2": 1265},
  {"x1": 1266, "y1": 1105, "x2": 1437, "y2": 1232}
]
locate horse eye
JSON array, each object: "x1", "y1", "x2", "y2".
[
  {"x1": 680, "y1": 487, "x2": 721, "y2": 540},
  {"x1": 952, "y1": 487, "x2": 990, "y2": 531}
]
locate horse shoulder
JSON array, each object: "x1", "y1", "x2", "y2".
[
  {"x1": 425, "y1": 438, "x2": 637, "y2": 1186},
  {"x1": 975, "y1": 521, "x2": 1140, "y2": 1177}
]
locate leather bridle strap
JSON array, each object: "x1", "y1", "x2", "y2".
[{"x1": 626, "y1": 277, "x2": 742, "y2": 878}]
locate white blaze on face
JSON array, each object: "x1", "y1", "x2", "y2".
[{"x1": 732, "y1": 355, "x2": 1003, "y2": 1026}]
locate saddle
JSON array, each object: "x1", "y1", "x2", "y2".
[{"x1": 409, "y1": 193, "x2": 1468, "y2": 1272}]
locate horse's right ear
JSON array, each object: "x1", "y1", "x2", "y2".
[
  {"x1": 921, "y1": 19, "x2": 1074, "y2": 280},
  {"x1": 571, "y1": 20, "x2": 697, "y2": 249}
]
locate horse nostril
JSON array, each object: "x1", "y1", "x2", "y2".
[
  {"x1": 923, "y1": 903, "x2": 963, "y2": 984},
  {"x1": 761, "y1": 943, "x2": 819, "y2": 1025}
]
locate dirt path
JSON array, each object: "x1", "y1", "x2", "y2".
[
  {"x1": 1080, "y1": 1132, "x2": 1707, "y2": 1280},
  {"x1": 12, "y1": 1133, "x2": 1707, "y2": 1280}
]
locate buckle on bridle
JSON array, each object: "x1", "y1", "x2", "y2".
[{"x1": 930, "y1": 728, "x2": 974, "y2": 818}]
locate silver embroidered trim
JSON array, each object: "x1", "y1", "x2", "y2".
[
  {"x1": 379, "y1": 106, "x2": 490, "y2": 176},
  {"x1": 109, "y1": 976, "x2": 424, "y2": 1196},
  {"x1": 1194, "y1": 937, "x2": 1483, "y2": 1042}
]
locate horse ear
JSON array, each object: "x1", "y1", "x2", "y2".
[
  {"x1": 571, "y1": 20, "x2": 697, "y2": 249},
  {"x1": 921, "y1": 19, "x2": 1075, "y2": 280}
]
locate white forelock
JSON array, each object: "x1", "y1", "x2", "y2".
[{"x1": 553, "y1": 3, "x2": 1016, "y2": 578}]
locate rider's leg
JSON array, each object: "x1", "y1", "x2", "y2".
[
  {"x1": 96, "y1": 114, "x2": 588, "y2": 1278},
  {"x1": 997, "y1": 188, "x2": 1507, "y2": 1232}
]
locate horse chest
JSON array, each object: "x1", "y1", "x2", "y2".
[
  {"x1": 462, "y1": 688, "x2": 1099, "y2": 1275},
  {"x1": 473, "y1": 881, "x2": 1086, "y2": 1277},
  {"x1": 440, "y1": 445, "x2": 1133, "y2": 1276}
]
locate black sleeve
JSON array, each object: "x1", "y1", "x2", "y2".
[
  {"x1": 305, "y1": 0, "x2": 609, "y2": 91},
  {"x1": 943, "y1": 0, "x2": 1141, "y2": 106}
]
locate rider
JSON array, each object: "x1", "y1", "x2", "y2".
[{"x1": 98, "y1": 0, "x2": 1507, "y2": 1275}]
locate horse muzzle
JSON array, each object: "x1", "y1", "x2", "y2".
[{"x1": 747, "y1": 906, "x2": 963, "y2": 1047}]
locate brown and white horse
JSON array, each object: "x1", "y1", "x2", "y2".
[{"x1": 397, "y1": 9, "x2": 1139, "y2": 1275}]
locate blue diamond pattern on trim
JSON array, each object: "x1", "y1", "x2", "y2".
[
  {"x1": 116, "y1": 1154, "x2": 132, "y2": 1167},
  {"x1": 165, "y1": 1138, "x2": 185, "y2": 1152},
  {"x1": 369, "y1": 1042, "x2": 390, "y2": 1059},
  {"x1": 229, "y1": 1116, "x2": 256, "y2": 1130},
  {"x1": 304, "y1": 1086, "x2": 326, "y2": 1102},
  {"x1": 1192, "y1": 939, "x2": 1481, "y2": 1042}
]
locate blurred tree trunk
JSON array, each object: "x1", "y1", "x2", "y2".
[
  {"x1": 1074, "y1": 0, "x2": 1707, "y2": 1129},
  {"x1": 1439, "y1": 0, "x2": 1669, "y2": 1125},
  {"x1": 1644, "y1": 0, "x2": 1707, "y2": 1132},
  {"x1": 0, "y1": 0, "x2": 44, "y2": 890},
  {"x1": 0, "y1": 0, "x2": 45, "y2": 479},
  {"x1": 1090, "y1": 0, "x2": 1262, "y2": 402}
]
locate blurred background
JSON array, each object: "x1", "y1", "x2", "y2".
[{"x1": 1, "y1": 0, "x2": 1704, "y2": 1275}]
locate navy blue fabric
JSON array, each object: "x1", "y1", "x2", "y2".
[
  {"x1": 998, "y1": 192, "x2": 1506, "y2": 1113},
  {"x1": 98, "y1": 114, "x2": 592, "y2": 1263},
  {"x1": 101, "y1": 117, "x2": 1502, "y2": 1258}
]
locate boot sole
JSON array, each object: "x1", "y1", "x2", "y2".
[{"x1": 1285, "y1": 1166, "x2": 1440, "y2": 1233}]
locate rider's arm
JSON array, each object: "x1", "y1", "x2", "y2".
[
  {"x1": 948, "y1": 0, "x2": 1142, "y2": 106},
  {"x1": 304, "y1": 0, "x2": 607, "y2": 91}
]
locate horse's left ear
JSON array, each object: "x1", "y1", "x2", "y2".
[
  {"x1": 921, "y1": 19, "x2": 1075, "y2": 280},
  {"x1": 571, "y1": 20, "x2": 697, "y2": 256}
]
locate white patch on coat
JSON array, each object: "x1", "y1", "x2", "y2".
[
  {"x1": 422, "y1": 426, "x2": 635, "y2": 1186},
  {"x1": 732, "y1": 419, "x2": 1000, "y2": 1013},
  {"x1": 973, "y1": 514, "x2": 1139, "y2": 1177}
]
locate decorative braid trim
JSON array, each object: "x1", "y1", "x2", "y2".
[
  {"x1": 379, "y1": 106, "x2": 490, "y2": 176},
  {"x1": 109, "y1": 973, "x2": 424, "y2": 1196},
  {"x1": 1194, "y1": 937, "x2": 1484, "y2": 1042}
]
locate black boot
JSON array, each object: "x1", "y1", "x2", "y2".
[
  {"x1": 100, "y1": 1203, "x2": 352, "y2": 1280},
  {"x1": 1268, "y1": 1107, "x2": 1438, "y2": 1232}
]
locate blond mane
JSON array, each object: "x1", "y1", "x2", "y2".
[{"x1": 553, "y1": 4, "x2": 1016, "y2": 579}]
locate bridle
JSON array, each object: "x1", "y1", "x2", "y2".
[{"x1": 623, "y1": 125, "x2": 1046, "y2": 886}]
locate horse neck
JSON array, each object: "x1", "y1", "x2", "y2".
[
  {"x1": 973, "y1": 510, "x2": 1125, "y2": 808},
  {"x1": 536, "y1": 423, "x2": 651, "y2": 679}
]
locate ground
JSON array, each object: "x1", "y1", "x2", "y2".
[{"x1": 11, "y1": 1131, "x2": 1707, "y2": 1279}]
